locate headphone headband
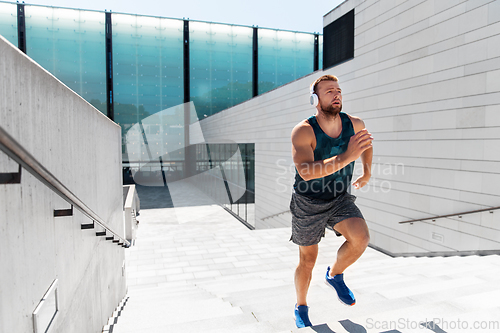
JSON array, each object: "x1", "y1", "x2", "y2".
[
  {"x1": 310, "y1": 79, "x2": 318, "y2": 95},
  {"x1": 309, "y1": 79, "x2": 319, "y2": 107}
]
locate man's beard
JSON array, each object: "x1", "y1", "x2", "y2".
[{"x1": 320, "y1": 100, "x2": 342, "y2": 118}]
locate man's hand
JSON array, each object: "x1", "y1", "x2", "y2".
[
  {"x1": 341, "y1": 129, "x2": 373, "y2": 164},
  {"x1": 353, "y1": 173, "x2": 371, "y2": 189}
]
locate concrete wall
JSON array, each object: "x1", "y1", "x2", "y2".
[
  {"x1": 0, "y1": 35, "x2": 126, "y2": 333},
  {"x1": 196, "y1": 0, "x2": 500, "y2": 254}
]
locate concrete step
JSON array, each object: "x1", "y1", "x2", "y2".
[
  {"x1": 195, "y1": 274, "x2": 290, "y2": 298},
  {"x1": 120, "y1": 312, "x2": 261, "y2": 333},
  {"x1": 321, "y1": 271, "x2": 418, "y2": 291},
  {"x1": 223, "y1": 284, "x2": 297, "y2": 308},
  {"x1": 228, "y1": 285, "x2": 332, "y2": 316},
  {"x1": 113, "y1": 296, "x2": 243, "y2": 332},
  {"x1": 203, "y1": 320, "x2": 292, "y2": 333},
  {"x1": 350, "y1": 256, "x2": 433, "y2": 271},
  {"x1": 228, "y1": 285, "x2": 360, "y2": 332},
  {"x1": 126, "y1": 283, "x2": 199, "y2": 296},
  {"x1": 125, "y1": 289, "x2": 216, "y2": 305},
  {"x1": 448, "y1": 288, "x2": 500, "y2": 312},
  {"x1": 476, "y1": 254, "x2": 500, "y2": 265}
]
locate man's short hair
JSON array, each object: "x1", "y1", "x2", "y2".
[{"x1": 312, "y1": 75, "x2": 339, "y2": 93}]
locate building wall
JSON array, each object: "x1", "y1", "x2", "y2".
[
  {"x1": 196, "y1": 0, "x2": 500, "y2": 254},
  {"x1": 0, "y1": 35, "x2": 126, "y2": 333}
]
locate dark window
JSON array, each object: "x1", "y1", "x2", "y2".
[{"x1": 323, "y1": 9, "x2": 354, "y2": 70}]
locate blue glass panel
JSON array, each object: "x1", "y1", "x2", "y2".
[
  {"x1": 25, "y1": 6, "x2": 106, "y2": 112},
  {"x1": 113, "y1": 14, "x2": 184, "y2": 161},
  {"x1": 0, "y1": 3, "x2": 17, "y2": 46},
  {"x1": 190, "y1": 22, "x2": 253, "y2": 119},
  {"x1": 258, "y1": 29, "x2": 315, "y2": 95}
]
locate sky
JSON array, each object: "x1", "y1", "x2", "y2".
[{"x1": 18, "y1": 0, "x2": 345, "y2": 33}]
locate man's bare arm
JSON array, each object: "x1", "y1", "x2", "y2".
[
  {"x1": 292, "y1": 121, "x2": 373, "y2": 181},
  {"x1": 350, "y1": 116, "x2": 374, "y2": 189}
]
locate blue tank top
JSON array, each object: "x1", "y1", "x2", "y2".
[{"x1": 293, "y1": 112, "x2": 355, "y2": 200}]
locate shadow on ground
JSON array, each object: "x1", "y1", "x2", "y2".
[
  {"x1": 339, "y1": 319, "x2": 368, "y2": 332},
  {"x1": 310, "y1": 323, "x2": 337, "y2": 332},
  {"x1": 307, "y1": 319, "x2": 378, "y2": 333},
  {"x1": 134, "y1": 181, "x2": 221, "y2": 209},
  {"x1": 135, "y1": 184, "x2": 174, "y2": 209}
]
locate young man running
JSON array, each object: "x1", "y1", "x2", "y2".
[{"x1": 290, "y1": 75, "x2": 373, "y2": 328}]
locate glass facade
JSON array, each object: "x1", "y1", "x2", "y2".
[
  {"x1": 0, "y1": 2, "x2": 17, "y2": 46},
  {"x1": 190, "y1": 22, "x2": 253, "y2": 119},
  {"x1": 3, "y1": 2, "x2": 321, "y2": 117},
  {"x1": 258, "y1": 29, "x2": 315, "y2": 94},
  {"x1": 3, "y1": 2, "x2": 320, "y2": 125},
  {"x1": 24, "y1": 6, "x2": 106, "y2": 112},
  {"x1": 113, "y1": 13, "x2": 184, "y2": 149}
]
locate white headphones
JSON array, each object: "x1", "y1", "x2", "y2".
[{"x1": 309, "y1": 81, "x2": 319, "y2": 107}]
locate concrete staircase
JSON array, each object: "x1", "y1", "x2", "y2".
[{"x1": 108, "y1": 182, "x2": 500, "y2": 333}]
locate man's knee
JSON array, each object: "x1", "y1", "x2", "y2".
[
  {"x1": 354, "y1": 230, "x2": 370, "y2": 249},
  {"x1": 299, "y1": 257, "x2": 316, "y2": 271},
  {"x1": 338, "y1": 218, "x2": 370, "y2": 249},
  {"x1": 349, "y1": 224, "x2": 370, "y2": 250},
  {"x1": 299, "y1": 245, "x2": 318, "y2": 270}
]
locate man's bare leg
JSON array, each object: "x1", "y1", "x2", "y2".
[
  {"x1": 295, "y1": 244, "x2": 318, "y2": 306},
  {"x1": 330, "y1": 217, "x2": 370, "y2": 276}
]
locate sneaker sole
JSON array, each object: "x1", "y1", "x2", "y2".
[
  {"x1": 293, "y1": 315, "x2": 312, "y2": 328},
  {"x1": 324, "y1": 280, "x2": 356, "y2": 306}
]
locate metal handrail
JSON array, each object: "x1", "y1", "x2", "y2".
[
  {"x1": 262, "y1": 209, "x2": 291, "y2": 221},
  {"x1": 399, "y1": 206, "x2": 500, "y2": 224},
  {"x1": 0, "y1": 126, "x2": 130, "y2": 247}
]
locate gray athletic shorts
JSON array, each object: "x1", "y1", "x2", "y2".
[{"x1": 290, "y1": 191, "x2": 364, "y2": 246}]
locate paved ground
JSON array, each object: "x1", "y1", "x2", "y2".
[{"x1": 109, "y1": 180, "x2": 500, "y2": 333}]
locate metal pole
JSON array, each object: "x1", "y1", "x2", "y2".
[
  {"x1": 17, "y1": 4, "x2": 26, "y2": 54},
  {"x1": 252, "y1": 27, "x2": 258, "y2": 97},
  {"x1": 105, "y1": 12, "x2": 114, "y2": 120}
]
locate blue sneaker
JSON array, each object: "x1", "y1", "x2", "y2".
[
  {"x1": 294, "y1": 304, "x2": 312, "y2": 328},
  {"x1": 325, "y1": 266, "x2": 355, "y2": 306}
]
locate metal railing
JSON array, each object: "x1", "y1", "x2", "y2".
[
  {"x1": 262, "y1": 209, "x2": 291, "y2": 221},
  {"x1": 195, "y1": 171, "x2": 255, "y2": 229},
  {"x1": 399, "y1": 206, "x2": 500, "y2": 224},
  {"x1": 0, "y1": 125, "x2": 130, "y2": 247}
]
